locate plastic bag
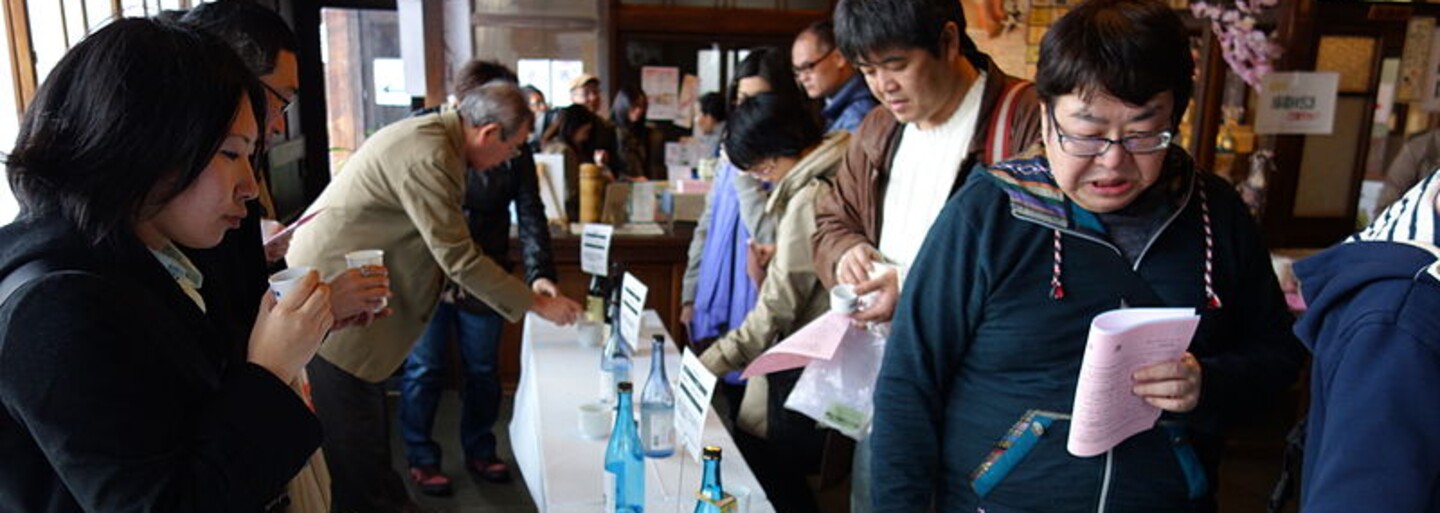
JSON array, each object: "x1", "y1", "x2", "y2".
[{"x1": 783, "y1": 324, "x2": 886, "y2": 441}]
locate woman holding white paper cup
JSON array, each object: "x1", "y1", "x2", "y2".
[
  {"x1": 868, "y1": 1, "x2": 1305, "y2": 511},
  {"x1": 0, "y1": 19, "x2": 333, "y2": 510},
  {"x1": 696, "y1": 92, "x2": 849, "y2": 513}
]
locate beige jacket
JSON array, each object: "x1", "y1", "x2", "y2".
[
  {"x1": 287, "y1": 111, "x2": 534, "y2": 382},
  {"x1": 699, "y1": 131, "x2": 850, "y2": 437}
]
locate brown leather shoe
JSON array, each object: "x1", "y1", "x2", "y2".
[{"x1": 408, "y1": 465, "x2": 453, "y2": 496}]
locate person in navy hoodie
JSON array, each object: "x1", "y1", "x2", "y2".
[
  {"x1": 869, "y1": 0, "x2": 1304, "y2": 510},
  {"x1": 1293, "y1": 174, "x2": 1440, "y2": 512}
]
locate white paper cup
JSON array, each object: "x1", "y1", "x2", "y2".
[
  {"x1": 345, "y1": 249, "x2": 384, "y2": 271},
  {"x1": 577, "y1": 402, "x2": 612, "y2": 440},
  {"x1": 728, "y1": 484, "x2": 752, "y2": 513},
  {"x1": 268, "y1": 267, "x2": 313, "y2": 300},
  {"x1": 577, "y1": 320, "x2": 604, "y2": 348},
  {"x1": 830, "y1": 284, "x2": 858, "y2": 314},
  {"x1": 344, "y1": 249, "x2": 387, "y2": 312}
]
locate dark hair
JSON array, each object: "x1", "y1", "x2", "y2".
[
  {"x1": 7, "y1": 18, "x2": 264, "y2": 244},
  {"x1": 611, "y1": 84, "x2": 648, "y2": 133},
  {"x1": 730, "y1": 47, "x2": 806, "y2": 108},
  {"x1": 542, "y1": 104, "x2": 599, "y2": 157},
  {"x1": 833, "y1": 0, "x2": 981, "y2": 65},
  {"x1": 455, "y1": 60, "x2": 518, "y2": 97},
  {"x1": 1035, "y1": 0, "x2": 1194, "y2": 127},
  {"x1": 723, "y1": 93, "x2": 823, "y2": 171},
  {"x1": 799, "y1": 19, "x2": 837, "y2": 51},
  {"x1": 522, "y1": 85, "x2": 546, "y2": 101},
  {"x1": 181, "y1": 0, "x2": 297, "y2": 76},
  {"x1": 698, "y1": 92, "x2": 727, "y2": 123}
]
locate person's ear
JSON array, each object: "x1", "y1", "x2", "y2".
[
  {"x1": 941, "y1": 21, "x2": 961, "y2": 60},
  {"x1": 475, "y1": 122, "x2": 502, "y2": 144}
]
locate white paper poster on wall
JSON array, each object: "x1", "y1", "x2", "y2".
[
  {"x1": 1422, "y1": 28, "x2": 1440, "y2": 112},
  {"x1": 373, "y1": 58, "x2": 410, "y2": 107},
  {"x1": 674, "y1": 74, "x2": 700, "y2": 130},
  {"x1": 1255, "y1": 72, "x2": 1339, "y2": 135},
  {"x1": 642, "y1": 66, "x2": 680, "y2": 121},
  {"x1": 1400, "y1": 17, "x2": 1437, "y2": 102}
]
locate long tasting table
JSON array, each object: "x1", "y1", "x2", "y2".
[{"x1": 509, "y1": 311, "x2": 775, "y2": 512}]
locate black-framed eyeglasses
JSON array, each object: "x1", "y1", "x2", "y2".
[
  {"x1": 261, "y1": 81, "x2": 294, "y2": 114},
  {"x1": 792, "y1": 46, "x2": 836, "y2": 75},
  {"x1": 1048, "y1": 108, "x2": 1172, "y2": 158}
]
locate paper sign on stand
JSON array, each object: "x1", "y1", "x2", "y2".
[
  {"x1": 676, "y1": 348, "x2": 718, "y2": 462},
  {"x1": 1068, "y1": 308, "x2": 1199, "y2": 457},
  {"x1": 1255, "y1": 72, "x2": 1339, "y2": 135},
  {"x1": 580, "y1": 224, "x2": 613, "y2": 276},
  {"x1": 619, "y1": 273, "x2": 648, "y2": 352},
  {"x1": 533, "y1": 153, "x2": 567, "y2": 224},
  {"x1": 630, "y1": 182, "x2": 658, "y2": 223}
]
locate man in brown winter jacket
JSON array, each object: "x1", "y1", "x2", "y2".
[{"x1": 813, "y1": 0, "x2": 1044, "y2": 326}]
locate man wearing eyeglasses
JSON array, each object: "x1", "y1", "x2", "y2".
[
  {"x1": 791, "y1": 20, "x2": 876, "y2": 133},
  {"x1": 286, "y1": 82, "x2": 581, "y2": 513},
  {"x1": 870, "y1": 0, "x2": 1304, "y2": 511}
]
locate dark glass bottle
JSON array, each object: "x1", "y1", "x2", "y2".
[{"x1": 586, "y1": 273, "x2": 609, "y2": 324}]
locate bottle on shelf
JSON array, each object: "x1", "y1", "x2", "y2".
[
  {"x1": 604, "y1": 382, "x2": 645, "y2": 513},
  {"x1": 640, "y1": 334, "x2": 675, "y2": 458},
  {"x1": 600, "y1": 274, "x2": 632, "y2": 404},
  {"x1": 692, "y1": 446, "x2": 734, "y2": 513}
]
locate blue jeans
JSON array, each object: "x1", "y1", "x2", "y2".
[{"x1": 398, "y1": 302, "x2": 505, "y2": 467}]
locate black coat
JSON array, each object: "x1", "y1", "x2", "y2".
[
  {"x1": 449, "y1": 145, "x2": 558, "y2": 313},
  {"x1": 0, "y1": 215, "x2": 320, "y2": 512}
]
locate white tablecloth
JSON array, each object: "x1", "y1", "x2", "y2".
[{"x1": 510, "y1": 311, "x2": 774, "y2": 513}]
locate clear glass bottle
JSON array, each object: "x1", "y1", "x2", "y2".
[
  {"x1": 604, "y1": 382, "x2": 645, "y2": 513},
  {"x1": 692, "y1": 446, "x2": 732, "y2": 513},
  {"x1": 599, "y1": 282, "x2": 631, "y2": 404},
  {"x1": 640, "y1": 334, "x2": 675, "y2": 458}
]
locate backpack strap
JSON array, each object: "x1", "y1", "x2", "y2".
[
  {"x1": 0, "y1": 259, "x2": 58, "y2": 308},
  {"x1": 984, "y1": 80, "x2": 1035, "y2": 165}
]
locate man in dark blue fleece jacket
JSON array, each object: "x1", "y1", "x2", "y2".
[
  {"x1": 1293, "y1": 174, "x2": 1440, "y2": 512},
  {"x1": 870, "y1": 0, "x2": 1305, "y2": 511}
]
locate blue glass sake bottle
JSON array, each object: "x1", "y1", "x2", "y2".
[
  {"x1": 640, "y1": 334, "x2": 676, "y2": 458},
  {"x1": 604, "y1": 381, "x2": 645, "y2": 512},
  {"x1": 693, "y1": 446, "x2": 734, "y2": 512}
]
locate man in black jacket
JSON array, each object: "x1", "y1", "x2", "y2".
[{"x1": 398, "y1": 60, "x2": 569, "y2": 496}]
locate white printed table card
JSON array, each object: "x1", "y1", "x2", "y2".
[
  {"x1": 580, "y1": 223, "x2": 613, "y2": 276},
  {"x1": 676, "y1": 348, "x2": 718, "y2": 461},
  {"x1": 619, "y1": 273, "x2": 648, "y2": 352}
]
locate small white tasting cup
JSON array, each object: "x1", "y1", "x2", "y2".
[
  {"x1": 577, "y1": 320, "x2": 604, "y2": 348},
  {"x1": 268, "y1": 266, "x2": 314, "y2": 300},
  {"x1": 577, "y1": 401, "x2": 612, "y2": 440},
  {"x1": 830, "y1": 284, "x2": 858, "y2": 314},
  {"x1": 344, "y1": 249, "x2": 387, "y2": 312}
]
